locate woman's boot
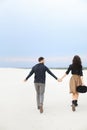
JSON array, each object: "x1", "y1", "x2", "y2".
[
  {"x1": 74, "y1": 100, "x2": 78, "y2": 107},
  {"x1": 71, "y1": 100, "x2": 76, "y2": 112}
]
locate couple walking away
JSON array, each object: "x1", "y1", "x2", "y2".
[{"x1": 24, "y1": 56, "x2": 84, "y2": 113}]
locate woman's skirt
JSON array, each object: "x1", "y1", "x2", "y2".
[{"x1": 69, "y1": 75, "x2": 82, "y2": 94}]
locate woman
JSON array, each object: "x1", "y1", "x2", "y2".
[{"x1": 60, "y1": 55, "x2": 84, "y2": 111}]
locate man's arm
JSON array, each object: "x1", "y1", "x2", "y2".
[
  {"x1": 24, "y1": 69, "x2": 34, "y2": 81},
  {"x1": 46, "y1": 67, "x2": 58, "y2": 80}
]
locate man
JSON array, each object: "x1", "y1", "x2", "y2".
[{"x1": 24, "y1": 57, "x2": 59, "y2": 113}]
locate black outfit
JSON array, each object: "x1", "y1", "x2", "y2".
[
  {"x1": 65, "y1": 64, "x2": 83, "y2": 111},
  {"x1": 26, "y1": 63, "x2": 57, "y2": 83},
  {"x1": 66, "y1": 64, "x2": 83, "y2": 76}
]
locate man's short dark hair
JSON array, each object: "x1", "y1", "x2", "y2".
[{"x1": 38, "y1": 57, "x2": 44, "y2": 62}]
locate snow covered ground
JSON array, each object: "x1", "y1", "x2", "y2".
[{"x1": 0, "y1": 68, "x2": 87, "y2": 130}]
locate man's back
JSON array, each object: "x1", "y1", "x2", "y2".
[{"x1": 33, "y1": 63, "x2": 46, "y2": 83}]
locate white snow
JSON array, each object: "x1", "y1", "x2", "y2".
[{"x1": 0, "y1": 68, "x2": 87, "y2": 130}]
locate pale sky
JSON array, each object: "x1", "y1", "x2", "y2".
[{"x1": 0, "y1": 0, "x2": 87, "y2": 67}]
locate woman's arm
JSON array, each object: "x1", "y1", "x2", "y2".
[
  {"x1": 59, "y1": 65, "x2": 71, "y2": 82},
  {"x1": 59, "y1": 73, "x2": 67, "y2": 81}
]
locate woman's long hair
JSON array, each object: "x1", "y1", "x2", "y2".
[{"x1": 72, "y1": 55, "x2": 82, "y2": 69}]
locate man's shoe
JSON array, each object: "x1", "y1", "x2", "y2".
[{"x1": 40, "y1": 106, "x2": 43, "y2": 113}]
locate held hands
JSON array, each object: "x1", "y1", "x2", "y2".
[
  {"x1": 57, "y1": 78, "x2": 63, "y2": 82},
  {"x1": 57, "y1": 74, "x2": 66, "y2": 82}
]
